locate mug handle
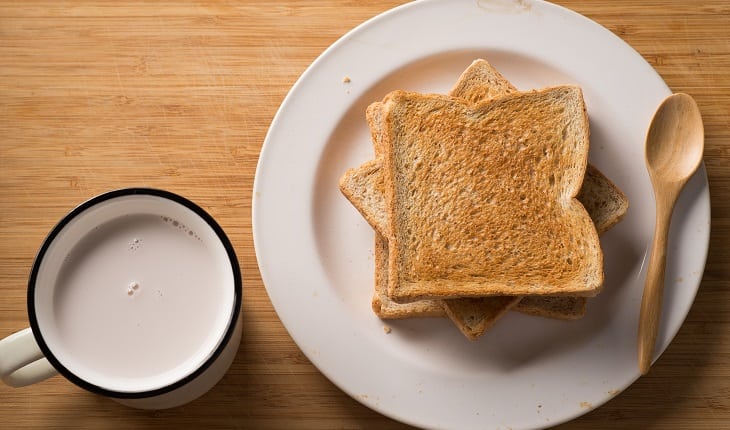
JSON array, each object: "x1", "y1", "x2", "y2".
[{"x1": 0, "y1": 328, "x2": 58, "y2": 387}]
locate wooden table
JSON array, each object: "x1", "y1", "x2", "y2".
[{"x1": 1, "y1": 1, "x2": 728, "y2": 428}]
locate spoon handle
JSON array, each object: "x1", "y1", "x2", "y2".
[{"x1": 638, "y1": 187, "x2": 680, "y2": 374}]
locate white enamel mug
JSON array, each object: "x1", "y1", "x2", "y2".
[{"x1": 0, "y1": 188, "x2": 242, "y2": 409}]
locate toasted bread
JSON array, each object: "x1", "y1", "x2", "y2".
[
  {"x1": 339, "y1": 60, "x2": 623, "y2": 338},
  {"x1": 371, "y1": 233, "x2": 445, "y2": 318},
  {"x1": 346, "y1": 61, "x2": 527, "y2": 334},
  {"x1": 364, "y1": 62, "x2": 521, "y2": 328},
  {"x1": 577, "y1": 163, "x2": 629, "y2": 235},
  {"x1": 340, "y1": 155, "x2": 627, "y2": 238},
  {"x1": 381, "y1": 87, "x2": 604, "y2": 302},
  {"x1": 339, "y1": 60, "x2": 623, "y2": 336},
  {"x1": 441, "y1": 296, "x2": 521, "y2": 340},
  {"x1": 339, "y1": 159, "x2": 388, "y2": 236},
  {"x1": 340, "y1": 143, "x2": 623, "y2": 324},
  {"x1": 513, "y1": 295, "x2": 587, "y2": 320}
]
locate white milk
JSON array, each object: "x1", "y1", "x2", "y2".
[{"x1": 48, "y1": 213, "x2": 232, "y2": 392}]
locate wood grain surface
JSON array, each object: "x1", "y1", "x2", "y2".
[{"x1": 1, "y1": 1, "x2": 728, "y2": 429}]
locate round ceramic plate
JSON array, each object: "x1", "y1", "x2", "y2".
[{"x1": 252, "y1": 1, "x2": 710, "y2": 429}]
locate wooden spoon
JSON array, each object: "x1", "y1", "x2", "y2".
[{"x1": 638, "y1": 93, "x2": 704, "y2": 375}]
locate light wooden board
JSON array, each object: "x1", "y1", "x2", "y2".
[{"x1": 1, "y1": 1, "x2": 728, "y2": 428}]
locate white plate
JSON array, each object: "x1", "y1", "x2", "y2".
[{"x1": 252, "y1": 1, "x2": 710, "y2": 429}]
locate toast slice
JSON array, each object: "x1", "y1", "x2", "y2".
[
  {"x1": 514, "y1": 295, "x2": 587, "y2": 320},
  {"x1": 340, "y1": 159, "x2": 389, "y2": 236},
  {"x1": 345, "y1": 60, "x2": 527, "y2": 334},
  {"x1": 372, "y1": 233, "x2": 445, "y2": 318},
  {"x1": 382, "y1": 87, "x2": 604, "y2": 302},
  {"x1": 364, "y1": 61, "x2": 521, "y2": 329},
  {"x1": 341, "y1": 60, "x2": 624, "y2": 337},
  {"x1": 441, "y1": 296, "x2": 522, "y2": 340},
  {"x1": 340, "y1": 60, "x2": 623, "y2": 336},
  {"x1": 577, "y1": 163, "x2": 629, "y2": 234}
]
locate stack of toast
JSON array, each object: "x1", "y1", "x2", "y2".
[{"x1": 339, "y1": 59, "x2": 628, "y2": 340}]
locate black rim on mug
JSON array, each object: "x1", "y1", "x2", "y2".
[{"x1": 26, "y1": 188, "x2": 242, "y2": 399}]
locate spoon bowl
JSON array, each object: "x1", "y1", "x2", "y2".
[
  {"x1": 646, "y1": 93, "x2": 705, "y2": 182},
  {"x1": 638, "y1": 93, "x2": 704, "y2": 375}
]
